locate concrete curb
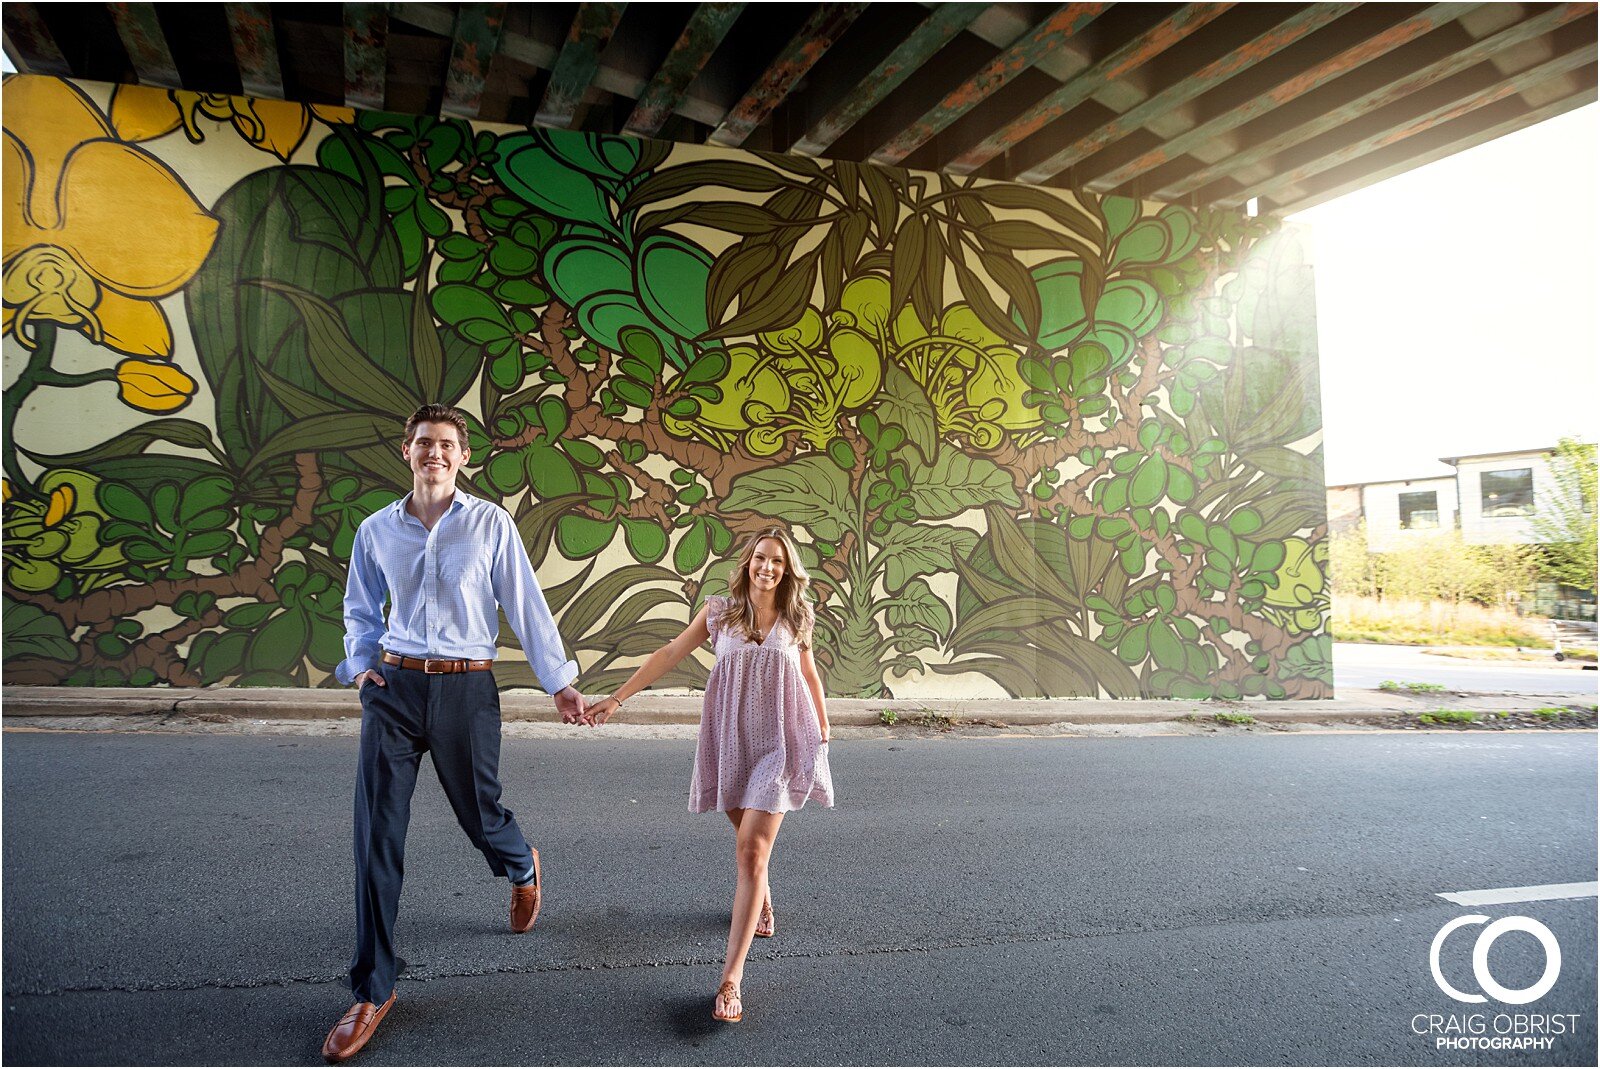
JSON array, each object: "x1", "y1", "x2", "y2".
[{"x1": 3, "y1": 685, "x2": 1594, "y2": 726}]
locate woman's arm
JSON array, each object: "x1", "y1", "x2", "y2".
[
  {"x1": 798, "y1": 645, "x2": 830, "y2": 742},
  {"x1": 590, "y1": 603, "x2": 712, "y2": 724}
]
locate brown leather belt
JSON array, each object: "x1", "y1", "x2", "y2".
[{"x1": 381, "y1": 651, "x2": 494, "y2": 674}]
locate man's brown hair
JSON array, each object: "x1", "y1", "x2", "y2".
[{"x1": 404, "y1": 404, "x2": 470, "y2": 449}]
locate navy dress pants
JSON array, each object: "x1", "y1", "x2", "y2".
[{"x1": 347, "y1": 663, "x2": 535, "y2": 1003}]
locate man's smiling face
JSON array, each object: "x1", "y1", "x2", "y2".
[{"x1": 401, "y1": 420, "x2": 468, "y2": 487}]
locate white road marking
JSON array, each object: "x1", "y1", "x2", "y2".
[{"x1": 1437, "y1": 881, "x2": 1598, "y2": 906}]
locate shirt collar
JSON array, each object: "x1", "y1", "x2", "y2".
[{"x1": 392, "y1": 486, "x2": 476, "y2": 525}]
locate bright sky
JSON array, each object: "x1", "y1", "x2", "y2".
[{"x1": 1292, "y1": 104, "x2": 1599, "y2": 486}]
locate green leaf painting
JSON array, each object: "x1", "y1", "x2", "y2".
[
  {"x1": 1, "y1": 76, "x2": 1328, "y2": 698},
  {"x1": 721, "y1": 457, "x2": 853, "y2": 543}
]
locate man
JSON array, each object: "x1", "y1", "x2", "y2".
[{"x1": 321, "y1": 404, "x2": 588, "y2": 1062}]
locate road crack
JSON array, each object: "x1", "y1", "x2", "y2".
[{"x1": 3, "y1": 897, "x2": 1500, "y2": 998}]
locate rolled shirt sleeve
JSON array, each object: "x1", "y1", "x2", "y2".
[
  {"x1": 336, "y1": 522, "x2": 388, "y2": 685},
  {"x1": 490, "y1": 509, "x2": 579, "y2": 695}
]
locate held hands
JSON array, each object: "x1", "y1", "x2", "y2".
[
  {"x1": 588, "y1": 697, "x2": 621, "y2": 724},
  {"x1": 554, "y1": 686, "x2": 590, "y2": 726}
]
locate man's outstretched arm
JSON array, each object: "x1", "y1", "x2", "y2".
[{"x1": 490, "y1": 510, "x2": 586, "y2": 722}]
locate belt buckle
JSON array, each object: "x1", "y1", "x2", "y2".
[{"x1": 423, "y1": 658, "x2": 448, "y2": 674}]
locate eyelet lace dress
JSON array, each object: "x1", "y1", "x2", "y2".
[{"x1": 689, "y1": 595, "x2": 835, "y2": 814}]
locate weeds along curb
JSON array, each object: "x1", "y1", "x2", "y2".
[{"x1": 3, "y1": 686, "x2": 1595, "y2": 728}]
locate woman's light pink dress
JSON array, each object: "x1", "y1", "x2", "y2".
[{"x1": 689, "y1": 595, "x2": 835, "y2": 814}]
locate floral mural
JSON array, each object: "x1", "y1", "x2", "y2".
[{"x1": 1, "y1": 75, "x2": 1331, "y2": 699}]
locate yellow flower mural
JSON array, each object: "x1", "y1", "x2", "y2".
[
  {"x1": 661, "y1": 343, "x2": 789, "y2": 452},
  {"x1": 115, "y1": 358, "x2": 198, "y2": 413},
  {"x1": 110, "y1": 84, "x2": 354, "y2": 161},
  {"x1": 1, "y1": 469, "x2": 126, "y2": 594},
  {"x1": 746, "y1": 306, "x2": 883, "y2": 454},
  {"x1": 661, "y1": 303, "x2": 883, "y2": 456},
  {"x1": 1262, "y1": 537, "x2": 1329, "y2": 634},
  {"x1": 2, "y1": 78, "x2": 219, "y2": 358},
  {"x1": 0, "y1": 73, "x2": 1331, "y2": 700},
  {"x1": 833, "y1": 275, "x2": 1044, "y2": 450},
  {"x1": 663, "y1": 275, "x2": 1043, "y2": 457}
]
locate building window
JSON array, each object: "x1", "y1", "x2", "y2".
[
  {"x1": 1481, "y1": 468, "x2": 1534, "y2": 518},
  {"x1": 1398, "y1": 490, "x2": 1439, "y2": 529}
]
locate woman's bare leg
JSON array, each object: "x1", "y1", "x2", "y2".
[
  {"x1": 725, "y1": 808, "x2": 773, "y2": 927},
  {"x1": 715, "y1": 809, "x2": 783, "y2": 1018}
]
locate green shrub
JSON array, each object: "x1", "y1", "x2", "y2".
[
  {"x1": 1417, "y1": 710, "x2": 1478, "y2": 724},
  {"x1": 1332, "y1": 583, "x2": 1550, "y2": 648},
  {"x1": 1379, "y1": 680, "x2": 1446, "y2": 694}
]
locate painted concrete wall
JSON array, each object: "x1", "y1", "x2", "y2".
[{"x1": 1, "y1": 77, "x2": 1332, "y2": 699}]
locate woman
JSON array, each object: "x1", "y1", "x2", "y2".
[{"x1": 587, "y1": 526, "x2": 833, "y2": 1022}]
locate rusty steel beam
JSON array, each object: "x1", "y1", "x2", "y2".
[
  {"x1": 2, "y1": 3, "x2": 72, "y2": 77},
  {"x1": 791, "y1": 2, "x2": 985, "y2": 157},
  {"x1": 708, "y1": 2, "x2": 869, "y2": 148},
  {"x1": 107, "y1": 2, "x2": 183, "y2": 89},
  {"x1": 392, "y1": 2, "x2": 732, "y2": 125},
  {"x1": 223, "y1": 2, "x2": 283, "y2": 100},
  {"x1": 1088, "y1": 2, "x2": 1475, "y2": 193},
  {"x1": 869, "y1": 2, "x2": 1109, "y2": 166},
  {"x1": 1276, "y1": 85, "x2": 1598, "y2": 215},
  {"x1": 623, "y1": 2, "x2": 744, "y2": 137},
  {"x1": 343, "y1": 3, "x2": 389, "y2": 111},
  {"x1": 945, "y1": 2, "x2": 1234, "y2": 176},
  {"x1": 1157, "y1": 1, "x2": 1594, "y2": 201},
  {"x1": 1016, "y1": 3, "x2": 1357, "y2": 185},
  {"x1": 1230, "y1": 42, "x2": 1598, "y2": 207},
  {"x1": 535, "y1": 2, "x2": 627, "y2": 129},
  {"x1": 442, "y1": 2, "x2": 508, "y2": 119}
]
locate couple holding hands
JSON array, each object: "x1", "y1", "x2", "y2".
[{"x1": 322, "y1": 405, "x2": 835, "y2": 1061}]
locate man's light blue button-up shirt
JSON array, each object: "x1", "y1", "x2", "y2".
[{"x1": 335, "y1": 490, "x2": 579, "y2": 694}]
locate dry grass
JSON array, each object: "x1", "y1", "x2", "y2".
[{"x1": 1333, "y1": 595, "x2": 1552, "y2": 648}]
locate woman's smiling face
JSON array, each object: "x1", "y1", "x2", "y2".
[{"x1": 748, "y1": 537, "x2": 786, "y2": 594}]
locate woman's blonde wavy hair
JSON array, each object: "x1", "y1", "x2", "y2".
[{"x1": 719, "y1": 526, "x2": 814, "y2": 649}]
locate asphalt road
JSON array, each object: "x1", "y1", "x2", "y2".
[
  {"x1": 1334, "y1": 643, "x2": 1599, "y2": 696},
  {"x1": 3, "y1": 729, "x2": 1596, "y2": 1066}
]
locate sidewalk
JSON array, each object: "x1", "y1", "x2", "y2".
[{"x1": 3, "y1": 684, "x2": 1594, "y2": 727}]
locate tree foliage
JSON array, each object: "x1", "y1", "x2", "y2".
[
  {"x1": 1531, "y1": 437, "x2": 1597, "y2": 595},
  {"x1": 1329, "y1": 522, "x2": 1540, "y2": 609}
]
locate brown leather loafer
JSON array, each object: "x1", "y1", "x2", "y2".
[
  {"x1": 321, "y1": 992, "x2": 395, "y2": 1063},
  {"x1": 511, "y1": 848, "x2": 541, "y2": 933}
]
